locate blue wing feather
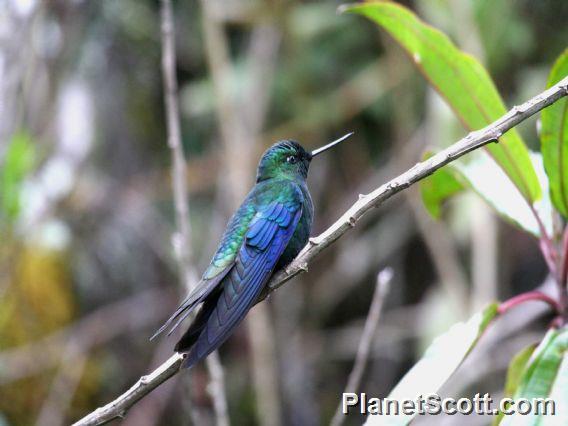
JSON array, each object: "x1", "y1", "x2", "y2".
[{"x1": 178, "y1": 192, "x2": 303, "y2": 367}]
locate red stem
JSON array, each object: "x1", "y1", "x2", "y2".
[
  {"x1": 558, "y1": 226, "x2": 568, "y2": 323},
  {"x1": 560, "y1": 226, "x2": 568, "y2": 287},
  {"x1": 498, "y1": 291, "x2": 561, "y2": 315},
  {"x1": 529, "y1": 203, "x2": 557, "y2": 275}
]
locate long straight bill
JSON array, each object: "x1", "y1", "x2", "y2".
[{"x1": 311, "y1": 132, "x2": 354, "y2": 157}]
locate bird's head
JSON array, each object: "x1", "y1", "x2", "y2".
[{"x1": 256, "y1": 132, "x2": 353, "y2": 182}]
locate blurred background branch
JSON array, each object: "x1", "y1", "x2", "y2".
[
  {"x1": 330, "y1": 268, "x2": 392, "y2": 426},
  {"x1": 160, "y1": 0, "x2": 228, "y2": 424}
]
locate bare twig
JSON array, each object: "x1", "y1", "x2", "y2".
[
  {"x1": 160, "y1": 0, "x2": 196, "y2": 285},
  {"x1": 122, "y1": 338, "x2": 182, "y2": 426},
  {"x1": 73, "y1": 353, "x2": 185, "y2": 426},
  {"x1": 330, "y1": 268, "x2": 392, "y2": 426},
  {"x1": 73, "y1": 76, "x2": 568, "y2": 426},
  {"x1": 160, "y1": 1, "x2": 229, "y2": 426},
  {"x1": 263, "y1": 76, "x2": 568, "y2": 297}
]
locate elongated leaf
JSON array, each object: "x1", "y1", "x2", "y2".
[
  {"x1": 505, "y1": 344, "x2": 538, "y2": 398},
  {"x1": 494, "y1": 344, "x2": 537, "y2": 425},
  {"x1": 455, "y1": 151, "x2": 553, "y2": 237},
  {"x1": 344, "y1": 1, "x2": 541, "y2": 203},
  {"x1": 422, "y1": 150, "x2": 552, "y2": 237},
  {"x1": 541, "y1": 49, "x2": 568, "y2": 218},
  {"x1": 544, "y1": 345, "x2": 568, "y2": 426},
  {"x1": 501, "y1": 327, "x2": 568, "y2": 426},
  {"x1": 364, "y1": 303, "x2": 499, "y2": 426}
]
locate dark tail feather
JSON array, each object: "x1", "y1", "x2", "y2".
[
  {"x1": 150, "y1": 269, "x2": 231, "y2": 341},
  {"x1": 178, "y1": 266, "x2": 267, "y2": 369},
  {"x1": 175, "y1": 290, "x2": 221, "y2": 353},
  {"x1": 175, "y1": 291, "x2": 222, "y2": 369},
  {"x1": 150, "y1": 295, "x2": 199, "y2": 341}
]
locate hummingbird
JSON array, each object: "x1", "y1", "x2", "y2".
[{"x1": 152, "y1": 132, "x2": 353, "y2": 368}]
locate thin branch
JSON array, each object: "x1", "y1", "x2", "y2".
[
  {"x1": 73, "y1": 76, "x2": 568, "y2": 426},
  {"x1": 72, "y1": 354, "x2": 185, "y2": 426},
  {"x1": 122, "y1": 338, "x2": 182, "y2": 426},
  {"x1": 160, "y1": 0, "x2": 195, "y2": 285},
  {"x1": 160, "y1": 1, "x2": 229, "y2": 425},
  {"x1": 263, "y1": 76, "x2": 568, "y2": 298},
  {"x1": 330, "y1": 268, "x2": 392, "y2": 426}
]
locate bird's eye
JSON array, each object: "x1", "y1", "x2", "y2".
[{"x1": 286, "y1": 155, "x2": 298, "y2": 164}]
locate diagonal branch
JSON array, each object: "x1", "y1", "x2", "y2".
[
  {"x1": 263, "y1": 76, "x2": 568, "y2": 297},
  {"x1": 330, "y1": 267, "x2": 393, "y2": 426},
  {"x1": 73, "y1": 76, "x2": 568, "y2": 426}
]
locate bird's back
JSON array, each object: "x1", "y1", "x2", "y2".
[{"x1": 176, "y1": 178, "x2": 310, "y2": 367}]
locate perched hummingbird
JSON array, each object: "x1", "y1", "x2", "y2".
[{"x1": 152, "y1": 132, "x2": 353, "y2": 368}]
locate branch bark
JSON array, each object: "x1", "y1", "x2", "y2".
[
  {"x1": 263, "y1": 76, "x2": 568, "y2": 297},
  {"x1": 73, "y1": 76, "x2": 568, "y2": 426}
]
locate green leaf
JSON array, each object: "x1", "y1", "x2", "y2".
[
  {"x1": 365, "y1": 303, "x2": 499, "y2": 426},
  {"x1": 0, "y1": 131, "x2": 35, "y2": 223},
  {"x1": 545, "y1": 344, "x2": 568, "y2": 426},
  {"x1": 421, "y1": 150, "x2": 552, "y2": 237},
  {"x1": 541, "y1": 48, "x2": 568, "y2": 218},
  {"x1": 501, "y1": 327, "x2": 568, "y2": 426},
  {"x1": 419, "y1": 152, "x2": 465, "y2": 219},
  {"x1": 453, "y1": 151, "x2": 553, "y2": 237},
  {"x1": 343, "y1": 1, "x2": 541, "y2": 203},
  {"x1": 493, "y1": 344, "x2": 537, "y2": 425},
  {"x1": 505, "y1": 344, "x2": 538, "y2": 398}
]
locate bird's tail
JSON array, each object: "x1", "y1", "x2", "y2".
[
  {"x1": 175, "y1": 292, "x2": 221, "y2": 352},
  {"x1": 149, "y1": 295, "x2": 197, "y2": 341},
  {"x1": 150, "y1": 270, "x2": 231, "y2": 341},
  {"x1": 176, "y1": 265, "x2": 268, "y2": 369}
]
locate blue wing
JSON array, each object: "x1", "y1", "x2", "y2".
[
  {"x1": 150, "y1": 196, "x2": 257, "y2": 341},
  {"x1": 177, "y1": 197, "x2": 303, "y2": 367}
]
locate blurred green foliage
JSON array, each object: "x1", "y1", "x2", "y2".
[
  {"x1": 0, "y1": 132, "x2": 35, "y2": 224},
  {"x1": 541, "y1": 49, "x2": 568, "y2": 218}
]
